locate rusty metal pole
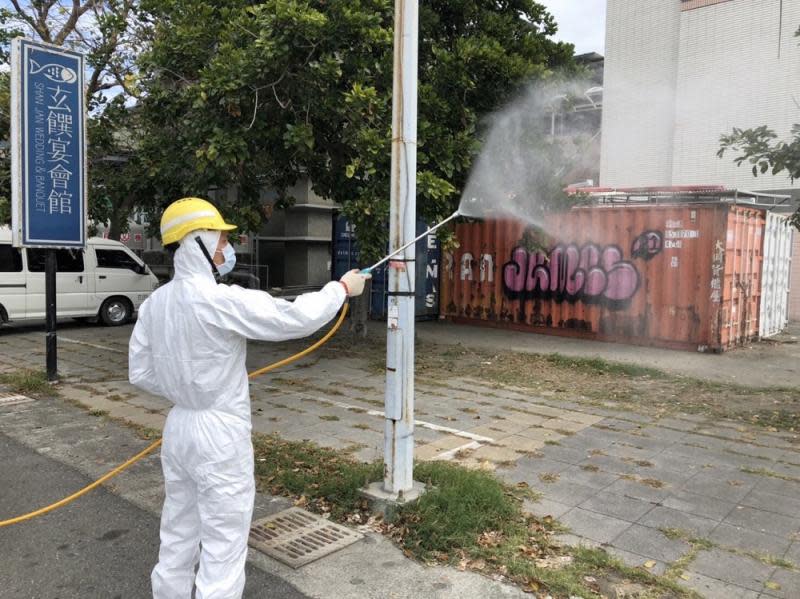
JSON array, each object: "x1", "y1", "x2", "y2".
[{"x1": 383, "y1": 0, "x2": 419, "y2": 495}]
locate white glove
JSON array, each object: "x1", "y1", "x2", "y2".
[{"x1": 340, "y1": 269, "x2": 371, "y2": 297}]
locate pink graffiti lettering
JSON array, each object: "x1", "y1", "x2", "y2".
[{"x1": 502, "y1": 242, "x2": 641, "y2": 308}]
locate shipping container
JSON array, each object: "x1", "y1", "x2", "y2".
[
  {"x1": 759, "y1": 213, "x2": 792, "y2": 338},
  {"x1": 790, "y1": 230, "x2": 800, "y2": 322},
  {"x1": 333, "y1": 216, "x2": 440, "y2": 320},
  {"x1": 440, "y1": 204, "x2": 768, "y2": 352}
]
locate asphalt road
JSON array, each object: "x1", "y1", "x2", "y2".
[{"x1": 0, "y1": 432, "x2": 311, "y2": 599}]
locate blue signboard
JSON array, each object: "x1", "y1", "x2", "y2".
[{"x1": 11, "y1": 38, "x2": 86, "y2": 248}]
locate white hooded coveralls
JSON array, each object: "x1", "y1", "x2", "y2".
[{"x1": 129, "y1": 230, "x2": 346, "y2": 599}]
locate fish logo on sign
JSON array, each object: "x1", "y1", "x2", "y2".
[{"x1": 29, "y1": 59, "x2": 77, "y2": 84}]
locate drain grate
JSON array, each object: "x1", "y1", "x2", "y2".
[
  {"x1": 248, "y1": 507, "x2": 363, "y2": 568},
  {"x1": 0, "y1": 392, "x2": 35, "y2": 407}
]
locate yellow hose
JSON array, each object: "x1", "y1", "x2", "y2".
[{"x1": 0, "y1": 302, "x2": 349, "y2": 528}]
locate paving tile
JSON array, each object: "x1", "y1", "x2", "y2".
[
  {"x1": 539, "y1": 418, "x2": 587, "y2": 433},
  {"x1": 708, "y1": 523, "x2": 792, "y2": 557},
  {"x1": 680, "y1": 473, "x2": 757, "y2": 503},
  {"x1": 661, "y1": 489, "x2": 738, "y2": 521},
  {"x1": 553, "y1": 533, "x2": 600, "y2": 549},
  {"x1": 493, "y1": 435, "x2": 545, "y2": 454},
  {"x1": 690, "y1": 549, "x2": 775, "y2": 592},
  {"x1": 638, "y1": 425, "x2": 688, "y2": 443},
  {"x1": 558, "y1": 411, "x2": 605, "y2": 426},
  {"x1": 514, "y1": 426, "x2": 564, "y2": 443},
  {"x1": 558, "y1": 465, "x2": 620, "y2": 490},
  {"x1": 559, "y1": 508, "x2": 631, "y2": 544},
  {"x1": 627, "y1": 466, "x2": 694, "y2": 487},
  {"x1": 604, "y1": 477, "x2": 672, "y2": 503},
  {"x1": 655, "y1": 417, "x2": 700, "y2": 432},
  {"x1": 512, "y1": 455, "x2": 574, "y2": 475},
  {"x1": 538, "y1": 444, "x2": 593, "y2": 464},
  {"x1": 579, "y1": 491, "x2": 656, "y2": 523},
  {"x1": 604, "y1": 546, "x2": 667, "y2": 575},
  {"x1": 579, "y1": 454, "x2": 641, "y2": 475},
  {"x1": 784, "y1": 542, "x2": 800, "y2": 566},
  {"x1": 539, "y1": 480, "x2": 600, "y2": 507},
  {"x1": 558, "y1": 431, "x2": 617, "y2": 451},
  {"x1": 645, "y1": 452, "x2": 706, "y2": 475},
  {"x1": 522, "y1": 497, "x2": 572, "y2": 519},
  {"x1": 723, "y1": 505, "x2": 800, "y2": 539},
  {"x1": 471, "y1": 444, "x2": 521, "y2": 463},
  {"x1": 755, "y1": 477, "x2": 800, "y2": 499},
  {"x1": 638, "y1": 506, "x2": 719, "y2": 537},
  {"x1": 763, "y1": 567, "x2": 800, "y2": 598},
  {"x1": 603, "y1": 442, "x2": 663, "y2": 461},
  {"x1": 610, "y1": 524, "x2": 690, "y2": 563},
  {"x1": 681, "y1": 571, "x2": 761, "y2": 599},
  {"x1": 495, "y1": 411, "x2": 549, "y2": 428},
  {"x1": 472, "y1": 418, "x2": 531, "y2": 435}
]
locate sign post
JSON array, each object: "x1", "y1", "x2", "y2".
[{"x1": 11, "y1": 39, "x2": 87, "y2": 382}]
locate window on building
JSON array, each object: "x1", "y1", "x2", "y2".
[
  {"x1": 27, "y1": 249, "x2": 85, "y2": 273},
  {"x1": 96, "y1": 249, "x2": 141, "y2": 272},
  {"x1": 0, "y1": 245, "x2": 22, "y2": 272}
]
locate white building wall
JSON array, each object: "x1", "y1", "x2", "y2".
[
  {"x1": 600, "y1": 1, "x2": 681, "y2": 187},
  {"x1": 672, "y1": 0, "x2": 800, "y2": 189},
  {"x1": 602, "y1": 0, "x2": 800, "y2": 194}
]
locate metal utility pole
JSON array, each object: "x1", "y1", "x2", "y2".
[
  {"x1": 45, "y1": 250, "x2": 57, "y2": 381},
  {"x1": 383, "y1": 0, "x2": 419, "y2": 496}
]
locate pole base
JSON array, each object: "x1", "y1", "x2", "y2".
[{"x1": 360, "y1": 481, "x2": 426, "y2": 520}]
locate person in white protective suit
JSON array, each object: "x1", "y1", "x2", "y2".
[{"x1": 129, "y1": 197, "x2": 369, "y2": 599}]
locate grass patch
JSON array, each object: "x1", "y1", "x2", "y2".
[
  {"x1": 660, "y1": 528, "x2": 797, "y2": 573},
  {"x1": 252, "y1": 433, "x2": 694, "y2": 598},
  {"x1": 741, "y1": 466, "x2": 800, "y2": 484},
  {"x1": 318, "y1": 415, "x2": 340, "y2": 421},
  {"x1": 544, "y1": 354, "x2": 668, "y2": 379},
  {"x1": 0, "y1": 369, "x2": 53, "y2": 396},
  {"x1": 252, "y1": 434, "x2": 381, "y2": 519}
]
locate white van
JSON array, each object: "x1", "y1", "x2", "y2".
[{"x1": 0, "y1": 229, "x2": 160, "y2": 326}]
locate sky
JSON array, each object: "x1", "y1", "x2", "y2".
[{"x1": 539, "y1": 0, "x2": 607, "y2": 55}]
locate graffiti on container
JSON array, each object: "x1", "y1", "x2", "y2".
[
  {"x1": 710, "y1": 240, "x2": 724, "y2": 304},
  {"x1": 631, "y1": 230, "x2": 663, "y2": 261},
  {"x1": 501, "y1": 232, "x2": 663, "y2": 310},
  {"x1": 458, "y1": 252, "x2": 495, "y2": 283}
]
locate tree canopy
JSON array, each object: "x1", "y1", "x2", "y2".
[{"x1": 134, "y1": 0, "x2": 576, "y2": 259}]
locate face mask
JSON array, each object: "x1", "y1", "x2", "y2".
[{"x1": 217, "y1": 243, "x2": 236, "y2": 276}]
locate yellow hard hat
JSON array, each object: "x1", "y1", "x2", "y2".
[{"x1": 160, "y1": 197, "x2": 237, "y2": 245}]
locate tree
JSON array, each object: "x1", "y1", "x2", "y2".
[
  {"x1": 135, "y1": 0, "x2": 576, "y2": 260},
  {"x1": 718, "y1": 124, "x2": 800, "y2": 229},
  {"x1": 717, "y1": 26, "x2": 800, "y2": 230}
]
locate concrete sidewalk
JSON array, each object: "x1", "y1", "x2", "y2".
[
  {"x1": 415, "y1": 320, "x2": 800, "y2": 389},
  {"x1": 0, "y1": 395, "x2": 527, "y2": 599},
  {"x1": 0, "y1": 320, "x2": 799, "y2": 598}
]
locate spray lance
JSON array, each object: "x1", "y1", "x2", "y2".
[{"x1": 359, "y1": 210, "x2": 461, "y2": 274}]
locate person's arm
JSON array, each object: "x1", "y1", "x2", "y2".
[
  {"x1": 204, "y1": 281, "x2": 348, "y2": 342},
  {"x1": 128, "y1": 301, "x2": 163, "y2": 396}
]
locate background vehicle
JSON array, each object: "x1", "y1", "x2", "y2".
[{"x1": 0, "y1": 229, "x2": 160, "y2": 326}]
